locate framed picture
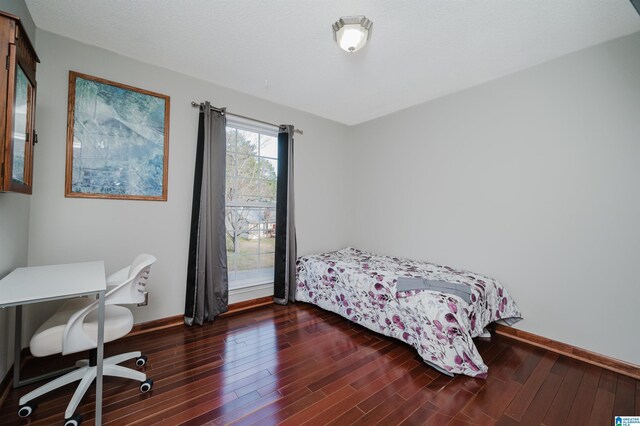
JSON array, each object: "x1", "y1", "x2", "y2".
[{"x1": 65, "y1": 71, "x2": 170, "y2": 200}]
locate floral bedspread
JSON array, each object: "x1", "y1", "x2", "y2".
[{"x1": 295, "y1": 247, "x2": 522, "y2": 378}]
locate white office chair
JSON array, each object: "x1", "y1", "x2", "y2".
[{"x1": 17, "y1": 254, "x2": 157, "y2": 426}]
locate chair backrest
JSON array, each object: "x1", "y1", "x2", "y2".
[
  {"x1": 61, "y1": 254, "x2": 157, "y2": 355},
  {"x1": 108, "y1": 253, "x2": 157, "y2": 305}
]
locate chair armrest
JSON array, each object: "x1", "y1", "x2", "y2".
[
  {"x1": 62, "y1": 299, "x2": 100, "y2": 355},
  {"x1": 62, "y1": 274, "x2": 137, "y2": 355}
]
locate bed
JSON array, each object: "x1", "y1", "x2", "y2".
[{"x1": 295, "y1": 247, "x2": 522, "y2": 378}]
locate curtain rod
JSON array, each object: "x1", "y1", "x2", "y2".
[{"x1": 191, "y1": 101, "x2": 304, "y2": 135}]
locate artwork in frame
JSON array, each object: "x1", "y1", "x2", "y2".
[{"x1": 65, "y1": 71, "x2": 170, "y2": 200}]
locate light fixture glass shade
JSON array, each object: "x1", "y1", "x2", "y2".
[{"x1": 332, "y1": 16, "x2": 373, "y2": 53}]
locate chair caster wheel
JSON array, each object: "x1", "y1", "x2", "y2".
[
  {"x1": 135, "y1": 355, "x2": 148, "y2": 367},
  {"x1": 18, "y1": 403, "x2": 36, "y2": 417},
  {"x1": 64, "y1": 413, "x2": 83, "y2": 426},
  {"x1": 140, "y1": 378, "x2": 153, "y2": 392}
]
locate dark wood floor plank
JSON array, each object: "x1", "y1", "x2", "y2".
[
  {"x1": 209, "y1": 390, "x2": 283, "y2": 426},
  {"x1": 542, "y1": 359, "x2": 585, "y2": 425},
  {"x1": 503, "y1": 351, "x2": 558, "y2": 421},
  {"x1": 565, "y1": 364, "x2": 602, "y2": 424},
  {"x1": 178, "y1": 390, "x2": 264, "y2": 426},
  {"x1": 599, "y1": 369, "x2": 618, "y2": 392},
  {"x1": 453, "y1": 410, "x2": 496, "y2": 426},
  {"x1": 495, "y1": 414, "x2": 520, "y2": 426},
  {"x1": 349, "y1": 347, "x2": 416, "y2": 390},
  {"x1": 378, "y1": 388, "x2": 435, "y2": 424},
  {"x1": 460, "y1": 370, "x2": 520, "y2": 420},
  {"x1": 613, "y1": 374, "x2": 637, "y2": 416},
  {"x1": 588, "y1": 389, "x2": 615, "y2": 426},
  {"x1": 447, "y1": 417, "x2": 478, "y2": 426},
  {"x1": 228, "y1": 389, "x2": 309, "y2": 426},
  {"x1": 0, "y1": 303, "x2": 637, "y2": 426},
  {"x1": 136, "y1": 390, "x2": 238, "y2": 425},
  {"x1": 357, "y1": 362, "x2": 425, "y2": 413},
  {"x1": 306, "y1": 340, "x2": 394, "y2": 391},
  {"x1": 518, "y1": 357, "x2": 569, "y2": 426},
  {"x1": 399, "y1": 401, "x2": 438, "y2": 425},
  {"x1": 302, "y1": 358, "x2": 421, "y2": 425},
  {"x1": 351, "y1": 392, "x2": 406, "y2": 425},
  {"x1": 511, "y1": 345, "x2": 545, "y2": 384},
  {"x1": 252, "y1": 389, "x2": 328, "y2": 425},
  {"x1": 397, "y1": 370, "x2": 438, "y2": 399},
  {"x1": 425, "y1": 412, "x2": 454, "y2": 425},
  {"x1": 586, "y1": 368, "x2": 620, "y2": 426},
  {"x1": 327, "y1": 406, "x2": 366, "y2": 425},
  {"x1": 278, "y1": 385, "x2": 354, "y2": 426}
]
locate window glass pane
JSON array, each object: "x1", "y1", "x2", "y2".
[
  {"x1": 260, "y1": 236, "x2": 275, "y2": 255},
  {"x1": 225, "y1": 177, "x2": 237, "y2": 202},
  {"x1": 259, "y1": 255, "x2": 275, "y2": 270},
  {"x1": 12, "y1": 66, "x2": 29, "y2": 183},
  {"x1": 234, "y1": 177, "x2": 259, "y2": 202},
  {"x1": 237, "y1": 234, "x2": 260, "y2": 254},
  {"x1": 226, "y1": 206, "x2": 254, "y2": 244},
  {"x1": 234, "y1": 254, "x2": 259, "y2": 273},
  {"x1": 226, "y1": 127, "x2": 236, "y2": 152},
  {"x1": 258, "y1": 179, "x2": 276, "y2": 201},
  {"x1": 226, "y1": 153, "x2": 236, "y2": 179},
  {"x1": 236, "y1": 130, "x2": 259, "y2": 156},
  {"x1": 260, "y1": 158, "x2": 278, "y2": 179},
  {"x1": 260, "y1": 135, "x2": 278, "y2": 159},
  {"x1": 262, "y1": 207, "x2": 276, "y2": 231},
  {"x1": 236, "y1": 154, "x2": 260, "y2": 179}
]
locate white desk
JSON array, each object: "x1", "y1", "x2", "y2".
[{"x1": 0, "y1": 261, "x2": 106, "y2": 425}]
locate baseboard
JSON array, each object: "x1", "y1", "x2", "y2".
[
  {"x1": 495, "y1": 324, "x2": 640, "y2": 380},
  {"x1": 128, "y1": 314, "x2": 184, "y2": 337},
  {"x1": 129, "y1": 296, "x2": 274, "y2": 335}
]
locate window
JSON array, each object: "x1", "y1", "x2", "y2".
[{"x1": 225, "y1": 120, "x2": 278, "y2": 289}]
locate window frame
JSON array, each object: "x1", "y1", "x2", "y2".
[{"x1": 225, "y1": 117, "x2": 279, "y2": 290}]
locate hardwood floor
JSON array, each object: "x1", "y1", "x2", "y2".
[{"x1": 1, "y1": 303, "x2": 638, "y2": 425}]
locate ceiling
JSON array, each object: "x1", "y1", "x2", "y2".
[{"x1": 25, "y1": 0, "x2": 640, "y2": 126}]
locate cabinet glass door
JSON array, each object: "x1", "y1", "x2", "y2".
[{"x1": 11, "y1": 65, "x2": 31, "y2": 185}]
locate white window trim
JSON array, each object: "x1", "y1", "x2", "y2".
[
  {"x1": 226, "y1": 116, "x2": 279, "y2": 137},
  {"x1": 230, "y1": 276, "x2": 273, "y2": 291},
  {"x1": 228, "y1": 282, "x2": 273, "y2": 304},
  {"x1": 225, "y1": 118, "x2": 278, "y2": 291}
]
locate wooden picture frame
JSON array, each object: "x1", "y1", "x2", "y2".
[{"x1": 65, "y1": 71, "x2": 170, "y2": 200}]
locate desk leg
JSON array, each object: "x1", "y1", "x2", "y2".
[
  {"x1": 13, "y1": 305, "x2": 22, "y2": 388},
  {"x1": 95, "y1": 290, "x2": 105, "y2": 426}
]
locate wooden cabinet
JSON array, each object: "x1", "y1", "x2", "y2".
[{"x1": 0, "y1": 11, "x2": 38, "y2": 194}]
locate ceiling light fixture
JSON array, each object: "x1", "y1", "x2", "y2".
[{"x1": 332, "y1": 16, "x2": 373, "y2": 53}]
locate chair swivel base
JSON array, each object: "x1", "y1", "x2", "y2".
[{"x1": 18, "y1": 350, "x2": 152, "y2": 424}]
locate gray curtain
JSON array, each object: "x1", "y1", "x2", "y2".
[
  {"x1": 273, "y1": 125, "x2": 297, "y2": 304},
  {"x1": 184, "y1": 101, "x2": 229, "y2": 325}
]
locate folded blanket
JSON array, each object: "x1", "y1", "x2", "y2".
[{"x1": 396, "y1": 276, "x2": 471, "y2": 303}]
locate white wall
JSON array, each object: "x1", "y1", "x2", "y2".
[
  {"x1": 0, "y1": 0, "x2": 34, "y2": 384},
  {"x1": 350, "y1": 31, "x2": 640, "y2": 365},
  {"x1": 26, "y1": 30, "x2": 352, "y2": 337}
]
